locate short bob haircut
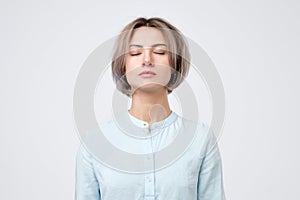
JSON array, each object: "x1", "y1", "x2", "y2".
[{"x1": 111, "y1": 17, "x2": 191, "y2": 96}]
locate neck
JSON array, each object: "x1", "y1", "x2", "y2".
[{"x1": 129, "y1": 87, "x2": 171, "y2": 125}]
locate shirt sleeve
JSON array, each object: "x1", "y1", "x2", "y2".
[
  {"x1": 197, "y1": 128, "x2": 226, "y2": 200},
  {"x1": 75, "y1": 145, "x2": 101, "y2": 200}
]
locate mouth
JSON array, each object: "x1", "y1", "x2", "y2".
[{"x1": 138, "y1": 70, "x2": 157, "y2": 77}]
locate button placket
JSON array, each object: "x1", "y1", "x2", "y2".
[{"x1": 143, "y1": 136, "x2": 157, "y2": 199}]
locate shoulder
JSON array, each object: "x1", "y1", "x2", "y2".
[
  {"x1": 76, "y1": 144, "x2": 94, "y2": 161},
  {"x1": 179, "y1": 115, "x2": 211, "y2": 140},
  {"x1": 179, "y1": 116, "x2": 217, "y2": 158}
]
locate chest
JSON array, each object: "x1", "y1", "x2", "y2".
[{"x1": 92, "y1": 152, "x2": 202, "y2": 191}]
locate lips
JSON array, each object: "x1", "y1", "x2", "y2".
[{"x1": 138, "y1": 70, "x2": 156, "y2": 76}]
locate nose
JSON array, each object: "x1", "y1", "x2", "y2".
[{"x1": 142, "y1": 49, "x2": 153, "y2": 67}]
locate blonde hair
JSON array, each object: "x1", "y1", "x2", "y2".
[{"x1": 111, "y1": 17, "x2": 190, "y2": 96}]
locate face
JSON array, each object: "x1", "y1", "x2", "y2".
[{"x1": 125, "y1": 27, "x2": 172, "y2": 93}]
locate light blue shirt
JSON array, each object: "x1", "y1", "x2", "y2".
[{"x1": 75, "y1": 111, "x2": 226, "y2": 200}]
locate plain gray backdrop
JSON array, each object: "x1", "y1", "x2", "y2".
[{"x1": 1, "y1": 0, "x2": 299, "y2": 199}]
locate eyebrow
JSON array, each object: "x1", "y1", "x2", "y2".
[{"x1": 129, "y1": 43, "x2": 167, "y2": 48}]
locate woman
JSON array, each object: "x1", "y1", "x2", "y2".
[{"x1": 76, "y1": 17, "x2": 226, "y2": 200}]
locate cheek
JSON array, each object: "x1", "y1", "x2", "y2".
[
  {"x1": 156, "y1": 55, "x2": 171, "y2": 68},
  {"x1": 124, "y1": 59, "x2": 130, "y2": 74},
  {"x1": 125, "y1": 57, "x2": 139, "y2": 73},
  {"x1": 164, "y1": 59, "x2": 171, "y2": 68}
]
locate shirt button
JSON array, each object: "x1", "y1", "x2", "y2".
[{"x1": 146, "y1": 176, "x2": 152, "y2": 182}]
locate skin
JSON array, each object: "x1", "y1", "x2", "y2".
[{"x1": 125, "y1": 27, "x2": 172, "y2": 127}]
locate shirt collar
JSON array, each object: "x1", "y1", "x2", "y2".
[{"x1": 128, "y1": 111, "x2": 178, "y2": 130}]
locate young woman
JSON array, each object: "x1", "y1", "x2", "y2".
[{"x1": 76, "y1": 17, "x2": 226, "y2": 200}]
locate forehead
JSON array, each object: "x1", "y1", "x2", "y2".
[{"x1": 130, "y1": 27, "x2": 166, "y2": 46}]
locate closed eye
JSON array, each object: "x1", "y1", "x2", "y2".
[
  {"x1": 153, "y1": 49, "x2": 167, "y2": 55},
  {"x1": 129, "y1": 50, "x2": 142, "y2": 56},
  {"x1": 130, "y1": 53, "x2": 142, "y2": 56},
  {"x1": 154, "y1": 52, "x2": 165, "y2": 55}
]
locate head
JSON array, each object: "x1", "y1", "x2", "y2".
[{"x1": 111, "y1": 17, "x2": 190, "y2": 96}]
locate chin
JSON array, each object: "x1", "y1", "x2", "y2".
[{"x1": 132, "y1": 84, "x2": 166, "y2": 94}]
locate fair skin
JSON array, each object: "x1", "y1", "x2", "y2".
[{"x1": 125, "y1": 27, "x2": 172, "y2": 127}]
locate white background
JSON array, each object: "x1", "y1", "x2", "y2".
[{"x1": 1, "y1": 0, "x2": 299, "y2": 199}]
